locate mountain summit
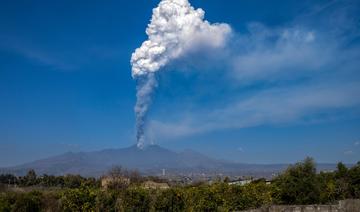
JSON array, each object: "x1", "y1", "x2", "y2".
[
  {"x1": 0, "y1": 145, "x2": 229, "y2": 177},
  {"x1": 1, "y1": 145, "x2": 338, "y2": 177}
]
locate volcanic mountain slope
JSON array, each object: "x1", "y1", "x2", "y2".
[
  {"x1": 0, "y1": 145, "x2": 338, "y2": 177},
  {"x1": 0, "y1": 145, "x2": 229, "y2": 176}
]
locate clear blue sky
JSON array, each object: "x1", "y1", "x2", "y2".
[{"x1": 0, "y1": 0, "x2": 359, "y2": 166}]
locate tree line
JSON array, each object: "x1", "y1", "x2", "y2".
[
  {"x1": 0, "y1": 170, "x2": 99, "y2": 189},
  {"x1": 0, "y1": 158, "x2": 359, "y2": 211}
]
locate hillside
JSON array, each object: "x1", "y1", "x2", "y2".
[{"x1": 0, "y1": 145, "x2": 337, "y2": 177}]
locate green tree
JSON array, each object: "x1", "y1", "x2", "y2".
[
  {"x1": 41, "y1": 192, "x2": 61, "y2": 212},
  {"x1": 348, "y1": 161, "x2": 360, "y2": 198},
  {"x1": 273, "y1": 157, "x2": 320, "y2": 204},
  {"x1": 12, "y1": 191, "x2": 43, "y2": 212},
  {"x1": 60, "y1": 188, "x2": 97, "y2": 211},
  {"x1": 225, "y1": 182, "x2": 271, "y2": 211},
  {"x1": 21, "y1": 169, "x2": 37, "y2": 186},
  {"x1": 121, "y1": 188, "x2": 151, "y2": 211},
  {"x1": 94, "y1": 190, "x2": 118, "y2": 212},
  {"x1": 0, "y1": 192, "x2": 16, "y2": 212},
  {"x1": 185, "y1": 185, "x2": 220, "y2": 211},
  {"x1": 0, "y1": 174, "x2": 18, "y2": 186},
  {"x1": 63, "y1": 175, "x2": 83, "y2": 188},
  {"x1": 334, "y1": 162, "x2": 351, "y2": 199},
  {"x1": 317, "y1": 171, "x2": 336, "y2": 203},
  {"x1": 154, "y1": 188, "x2": 185, "y2": 212}
]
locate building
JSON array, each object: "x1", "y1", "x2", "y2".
[
  {"x1": 101, "y1": 176, "x2": 130, "y2": 189},
  {"x1": 142, "y1": 180, "x2": 169, "y2": 189},
  {"x1": 228, "y1": 179, "x2": 253, "y2": 186}
]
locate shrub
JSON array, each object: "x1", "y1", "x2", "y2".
[
  {"x1": 59, "y1": 188, "x2": 97, "y2": 211},
  {"x1": 0, "y1": 192, "x2": 15, "y2": 212},
  {"x1": 272, "y1": 157, "x2": 320, "y2": 204},
  {"x1": 11, "y1": 191, "x2": 43, "y2": 212},
  {"x1": 94, "y1": 190, "x2": 118, "y2": 212},
  {"x1": 154, "y1": 188, "x2": 185, "y2": 212},
  {"x1": 120, "y1": 188, "x2": 151, "y2": 211}
]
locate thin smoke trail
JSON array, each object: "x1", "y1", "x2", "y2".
[{"x1": 134, "y1": 73, "x2": 157, "y2": 148}]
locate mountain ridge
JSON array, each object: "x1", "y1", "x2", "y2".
[{"x1": 0, "y1": 145, "x2": 339, "y2": 177}]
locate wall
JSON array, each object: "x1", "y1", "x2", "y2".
[{"x1": 242, "y1": 199, "x2": 360, "y2": 212}]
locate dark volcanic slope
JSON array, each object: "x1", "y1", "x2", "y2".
[
  {"x1": 0, "y1": 145, "x2": 338, "y2": 177},
  {"x1": 0, "y1": 145, "x2": 228, "y2": 176}
]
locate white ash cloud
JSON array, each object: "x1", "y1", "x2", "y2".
[{"x1": 130, "y1": 0, "x2": 231, "y2": 148}]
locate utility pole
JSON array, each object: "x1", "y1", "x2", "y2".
[{"x1": 14, "y1": 174, "x2": 17, "y2": 188}]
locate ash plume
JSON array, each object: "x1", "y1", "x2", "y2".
[
  {"x1": 134, "y1": 73, "x2": 157, "y2": 149},
  {"x1": 130, "y1": 0, "x2": 231, "y2": 148}
]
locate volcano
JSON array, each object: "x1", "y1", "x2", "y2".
[
  {"x1": 0, "y1": 145, "x2": 337, "y2": 177},
  {"x1": 0, "y1": 145, "x2": 227, "y2": 177}
]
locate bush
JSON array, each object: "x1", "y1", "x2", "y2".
[
  {"x1": 348, "y1": 162, "x2": 360, "y2": 198},
  {"x1": 272, "y1": 157, "x2": 320, "y2": 204},
  {"x1": 0, "y1": 158, "x2": 358, "y2": 211},
  {"x1": 59, "y1": 188, "x2": 97, "y2": 211},
  {"x1": 154, "y1": 188, "x2": 185, "y2": 211},
  {"x1": 12, "y1": 191, "x2": 43, "y2": 212},
  {"x1": 94, "y1": 190, "x2": 118, "y2": 212},
  {"x1": 185, "y1": 185, "x2": 221, "y2": 211},
  {"x1": 120, "y1": 188, "x2": 151, "y2": 211},
  {"x1": 41, "y1": 192, "x2": 61, "y2": 212},
  {"x1": 224, "y1": 182, "x2": 271, "y2": 211},
  {"x1": 0, "y1": 192, "x2": 15, "y2": 212}
]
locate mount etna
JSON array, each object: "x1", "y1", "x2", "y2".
[{"x1": 0, "y1": 145, "x2": 339, "y2": 178}]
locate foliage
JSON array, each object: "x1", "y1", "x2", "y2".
[
  {"x1": 347, "y1": 162, "x2": 360, "y2": 198},
  {"x1": 120, "y1": 188, "x2": 152, "y2": 211},
  {"x1": 59, "y1": 188, "x2": 97, "y2": 211},
  {"x1": 223, "y1": 181, "x2": 272, "y2": 211},
  {"x1": 0, "y1": 174, "x2": 18, "y2": 186},
  {"x1": 11, "y1": 191, "x2": 43, "y2": 212},
  {"x1": 94, "y1": 190, "x2": 118, "y2": 212},
  {"x1": 0, "y1": 192, "x2": 16, "y2": 212},
  {"x1": 0, "y1": 158, "x2": 359, "y2": 211},
  {"x1": 317, "y1": 171, "x2": 336, "y2": 203},
  {"x1": 272, "y1": 157, "x2": 320, "y2": 204},
  {"x1": 154, "y1": 188, "x2": 185, "y2": 212},
  {"x1": 0, "y1": 170, "x2": 100, "y2": 189}
]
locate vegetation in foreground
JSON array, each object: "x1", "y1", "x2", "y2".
[{"x1": 0, "y1": 158, "x2": 359, "y2": 211}]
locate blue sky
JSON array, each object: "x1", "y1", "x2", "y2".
[{"x1": 0, "y1": 0, "x2": 359, "y2": 166}]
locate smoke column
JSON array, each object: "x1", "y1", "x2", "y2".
[
  {"x1": 134, "y1": 73, "x2": 157, "y2": 148},
  {"x1": 130, "y1": 0, "x2": 231, "y2": 148}
]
